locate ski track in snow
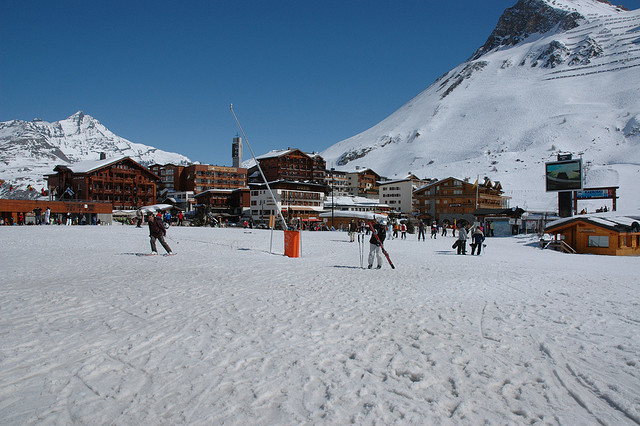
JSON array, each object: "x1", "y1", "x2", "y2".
[{"x1": 0, "y1": 226, "x2": 638, "y2": 424}]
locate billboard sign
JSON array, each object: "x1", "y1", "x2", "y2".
[
  {"x1": 545, "y1": 159, "x2": 582, "y2": 192},
  {"x1": 575, "y1": 188, "x2": 615, "y2": 199}
]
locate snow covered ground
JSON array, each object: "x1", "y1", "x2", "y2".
[{"x1": 1, "y1": 225, "x2": 638, "y2": 424}]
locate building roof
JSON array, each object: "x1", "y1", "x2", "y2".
[
  {"x1": 243, "y1": 148, "x2": 324, "y2": 168},
  {"x1": 52, "y1": 156, "x2": 158, "y2": 179},
  {"x1": 346, "y1": 168, "x2": 381, "y2": 178},
  {"x1": 473, "y1": 207, "x2": 525, "y2": 217},
  {"x1": 250, "y1": 180, "x2": 328, "y2": 191},
  {"x1": 194, "y1": 187, "x2": 249, "y2": 197},
  {"x1": 325, "y1": 195, "x2": 386, "y2": 208},
  {"x1": 319, "y1": 211, "x2": 388, "y2": 221},
  {"x1": 414, "y1": 176, "x2": 503, "y2": 193},
  {"x1": 54, "y1": 156, "x2": 127, "y2": 174}
]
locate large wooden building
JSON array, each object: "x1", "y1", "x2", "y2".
[
  {"x1": 149, "y1": 163, "x2": 186, "y2": 190},
  {"x1": 248, "y1": 149, "x2": 327, "y2": 184},
  {"x1": 346, "y1": 168, "x2": 382, "y2": 198},
  {"x1": 413, "y1": 177, "x2": 510, "y2": 224},
  {"x1": 193, "y1": 188, "x2": 250, "y2": 222},
  {"x1": 545, "y1": 214, "x2": 640, "y2": 256},
  {"x1": 180, "y1": 164, "x2": 247, "y2": 193},
  {"x1": 45, "y1": 156, "x2": 160, "y2": 210}
]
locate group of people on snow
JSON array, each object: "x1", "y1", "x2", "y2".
[{"x1": 453, "y1": 224, "x2": 486, "y2": 255}]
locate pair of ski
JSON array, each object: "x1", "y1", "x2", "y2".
[{"x1": 362, "y1": 222, "x2": 395, "y2": 269}]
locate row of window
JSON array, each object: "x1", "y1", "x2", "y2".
[
  {"x1": 196, "y1": 171, "x2": 245, "y2": 178},
  {"x1": 195, "y1": 179, "x2": 244, "y2": 185}
]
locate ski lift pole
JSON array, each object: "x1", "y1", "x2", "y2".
[{"x1": 230, "y1": 104, "x2": 288, "y2": 229}]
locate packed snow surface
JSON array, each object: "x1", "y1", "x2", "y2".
[{"x1": 1, "y1": 225, "x2": 639, "y2": 424}]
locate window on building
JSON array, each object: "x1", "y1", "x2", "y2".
[{"x1": 588, "y1": 235, "x2": 609, "y2": 248}]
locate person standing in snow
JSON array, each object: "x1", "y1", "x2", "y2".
[
  {"x1": 148, "y1": 213, "x2": 172, "y2": 255},
  {"x1": 368, "y1": 220, "x2": 387, "y2": 269},
  {"x1": 400, "y1": 222, "x2": 407, "y2": 240},
  {"x1": 417, "y1": 220, "x2": 426, "y2": 241},
  {"x1": 470, "y1": 226, "x2": 485, "y2": 255},
  {"x1": 456, "y1": 225, "x2": 468, "y2": 255},
  {"x1": 44, "y1": 207, "x2": 51, "y2": 225},
  {"x1": 431, "y1": 222, "x2": 438, "y2": 239},
  {"x1": 348, "y1": 220, "x2": 357, "y2": 242}
]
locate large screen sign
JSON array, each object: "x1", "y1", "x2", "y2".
[{"x1": 545, "y1": 159, "x2": 582, "y2": 192}]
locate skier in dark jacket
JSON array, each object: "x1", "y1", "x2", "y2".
[
  {"x1": 368, "y1": 220, "x2": 387, "y2": 269},
  {"x1": 417, "y1": 220, "x2": 426, "y2": 241},
  {"x1": 471, "y1": 226, "x2": 485, "y2": 255},
  {"x1": 148, "y1": 213, "x2": 172, "y2": 255}
]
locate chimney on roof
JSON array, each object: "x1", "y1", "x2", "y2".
[{"x1": 99, "y1": 152, "x2": 106, "y2": 160}]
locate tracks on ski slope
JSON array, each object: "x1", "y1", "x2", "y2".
[{"x1": 0, "y1": 226, "x2": 638, "y2": 424}]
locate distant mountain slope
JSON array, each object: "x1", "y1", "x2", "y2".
[
  {"x1": 321, "y1": 0, "x2": 640, "y2": 211},
  {"x1": 0, "y1": 111, "x2": 190, "y2": 198}
]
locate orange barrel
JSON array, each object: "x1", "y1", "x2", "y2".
[{"x1": 284, "y1": 230, "x2": 300, "y2": 258}]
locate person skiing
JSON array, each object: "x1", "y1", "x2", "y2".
[
  {"x1": 148, "y1": 213, "x2": 172, "y2": 255},
  {"x1": 368, "y1": 218, "x2": 387, "y2": 269},
  {"x1": 400, "y1": 222, "x2": 407, "y2": 240},
  {"x1": 471, "y1": 226, "x2": 485, "y2": 255}
]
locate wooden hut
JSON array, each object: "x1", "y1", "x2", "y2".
[{"x1": 544, "y1": 214, "x2": 640, "y2": 256}]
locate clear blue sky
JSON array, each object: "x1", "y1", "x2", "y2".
[{"x1": 3, "y1": 0, "x2": 640, "y2": 166}]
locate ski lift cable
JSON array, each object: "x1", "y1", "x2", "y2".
[{"x1": 230, "y1": 104, "x2": 288, "y2": 229}]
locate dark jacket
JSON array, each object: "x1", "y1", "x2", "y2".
[
  {"x1": 370, "y1": 223, "x2": 386, "y2": 246},
  {"x1": 472, "y1": 229, "x2": 485, "y2": 245},
  {"x1": 148, "y1": 216, "x2": 166, "y2": 238}
]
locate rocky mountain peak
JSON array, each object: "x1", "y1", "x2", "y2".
[{"x1": 472, "y1": 0, "x2": 585, "y2": 59}]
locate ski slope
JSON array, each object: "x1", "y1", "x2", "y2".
[{"x1": 1, "y1": 225, "x2": 638, "y2": 424}]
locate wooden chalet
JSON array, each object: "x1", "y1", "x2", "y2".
[
  {"x1": 413, "y1": 177, "x2": 510, "y2": 225},
  {"x1": 544, "y1": 214, "x2": 640, "y2": 256},
  {"x1": 248, "y1": 149, "x2": 327, "y2": 184},
  {"x1": 45, "y1": 156, "x2": 160, "y2": 210},
  {"x1": 180, "y1": 164, "x2": 247, "y2": 193},
  {"x1": 346, "y1": 168, "x2": 382, "y2": 198},
  {"x1": 193, "y1": 187, "x2": 250, "y2": 221}
]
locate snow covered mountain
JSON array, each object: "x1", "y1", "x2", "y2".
[
  {"x1": 0, "y1": 111, "x2": 190, "y2": 198},
  {"x1": 322, "y1": 0, "x2": 640, "y2": 211}
]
